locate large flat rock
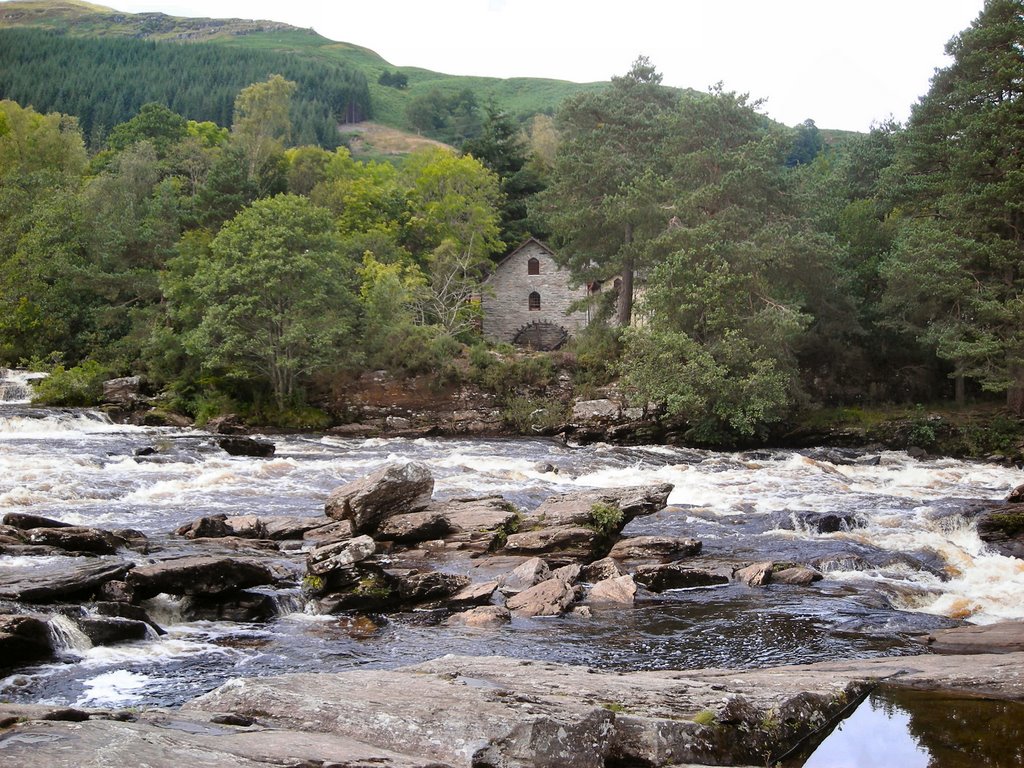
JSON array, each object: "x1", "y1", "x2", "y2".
[
  {"x1": 0, "y1": 705, "x2": 444, "y2": 768},
  {"x1": 6, "y1": 652, "x2": 1024, "y2": 767},
  {"x1": 0, "y1": 558, "x2": 133, "y2": 602},
  {"x1": 918, "y1": 620, "x2": 1024, "y2": 654}
]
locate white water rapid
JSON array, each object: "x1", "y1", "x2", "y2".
[{"x1": 0, "y1": 394, "x2": 1021, "y2": 708}]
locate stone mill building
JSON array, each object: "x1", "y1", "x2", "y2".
[{"x1": 480, "y1": 238, "x2": 590, "y2": 350}]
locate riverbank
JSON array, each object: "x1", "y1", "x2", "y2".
[{"x1": 97, "y1": 370, "x2": 1024, "y2": 463}]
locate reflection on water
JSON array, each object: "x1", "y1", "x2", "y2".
[{"x1": 798, "y1": 687, "x2": 1024, "y2": 767}]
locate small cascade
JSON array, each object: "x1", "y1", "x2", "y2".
[
  {"x1": 270, "y1": 589, "x2": 307, "y2": 617},
  {"x1": 0, "y1": 369, "x2": 47, "y2": 405},
  {"x1": 47, "y1": 615, "x2": 93, "y2": 654},
  {"x1": 140, "y1": 595, "x2": 187, "y2": 626}
]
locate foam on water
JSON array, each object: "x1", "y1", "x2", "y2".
[{"x1": 75, "y1": 670, "x2": 152, "y2": 707}]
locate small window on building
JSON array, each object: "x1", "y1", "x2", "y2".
[
  {"x1": 529, "y1": 291, "x2": 541, "y2": 310},
  {"x1": 527, "y1": 257, "x2": 540, "y2": 275}
]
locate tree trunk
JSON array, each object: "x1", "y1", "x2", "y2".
[
  {"x1": 617, "y1": 223, "x2": 634, "y2": 327},
  {"x1": 954, "y1": 371, "x2": 965, "y2": 407},
  {"x1": 1008, "y1": 365, "x2": 1024, "y2": 416}
]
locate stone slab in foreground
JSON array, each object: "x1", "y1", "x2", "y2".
[
  {"x1": 0, "y1": 705, "x2": 444, "y2": 768},
  {"x1": 183, "y1": 652, "x2": 1024, "y2": 767},
  {"x1": 5, "y1": 653, "x2": 1024, "y2": 767}
]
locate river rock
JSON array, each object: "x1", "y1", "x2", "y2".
[
  {"x1": 430, "y1": 496, "x2": 520, "y2": 553},
  {"x1": 608, "y1": 535, "x2": 702, "y2": 563},
  {"x1": 324, "y1": 462, "x2": 434, "y2": 533},
  {"x1": 918, "y1": 620, "x2": 1024, "y2": 654},
  {"x1": 735, "y1": 561, "x2": 775, "y2": 586},
  {"x1": 0, "y1": 559, "x2": 133, "y2": 603},
  {"x1": 0, "y1": 615, "x2": 53, "y2": 668},
  {"x1": 206, "y1": 514, "x2": 324, "y2": 541},
  {"x1": 588, "y1": 574, "x2": 637, "y2": 604},
  {"x1": 633, "y1": 563, "x2": 731, "y2": 592},
  {"x1": 581, "y1": 557, "x2": 623, "y2": 582},
  {"x1": 497, "y1": 557, "x2": 550, "y2": 595},
  {"x1": 528, "y1": 484, "x2": 674, "y2": 530},
  {"x1": 302, "y1": 519, "x2": 353, "y2": 545},
  {"x1": 102, "y1": 376, "x2": 145, "y2": 406},
  {"x1": 217, "y1": 436, "x2": 275, "y2": 458},
  {"x1": 551, "y1": 562, "x2": 582, "y2": 585},
  {"x1": 391, "y1": 569, "x2": 471, "y2": 604},
  {"x1": 449, "y1": 580, "x2": 499, "y2": 606},
  {"x1": 3, "y1": 512, "x2": 74, "y2": 530},
  {"x1": 26, "y1": 526, "x2": 123, "y2": 555},
  {"x1": 72, "y1": 614, "x2": 151, "y2": 646},
  {"x1": 502, "y1": 525, "x2": 601, "y2": 562},
  {"x1": 180, "y1": 591, "x2": 278, "y2": 623},
  {"x1": 306, "y1": 535, "x2": 377, "y2": 577},
  {"x1": 975, "y1": 504, "x2": 1024, "y2": 559},
  {"x1": 444, "y1": 606, "x2": 511, "y2": 627},
  {"x1": 93, "y1": 601, "x2": 164, "y2": 635},
  {"x1": 127, "y1": 557, "x2": 275, "y2": 600},
  {"x1": 377, "y1": 510, "x2": 452, "y2": 543},
  {"x1": 218, "y1": 436, "x2": 276, "y2": 460},
  {"x1": 772, "y1": 565, "x2": 823, "y2": 586},
  {"x1": 505, "y1": 577, "x2": 578, "y2": 617}
]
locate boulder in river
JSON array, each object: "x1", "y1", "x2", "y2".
[
  {"x1": 587, "y1": 574, "x2": 637, "y2": 604},
  {"x1": 526, "y1": 484, "x2": 674, "y2": 531},
  {"x1": 127, "y1": 556, "x2": 275, "y2": 600},
  {"x1": 633, "y1": 563, "x2": 731, "y2": 592},
  {"x1": 502, "y1": 525, "x2": 601, "y2": 563},
  {"x1": 217, "y1": 436, "x2": 275, "y2": 458},
  {"x1": 444, "y1": 605, "x2": 511, "y2": 627},
  {"x1": 306, "y1": 535, "x2": 377, "y2": 577},
  {"x1": 505, "y1": 577, "x2": 578, "y2": 617},
  {"x1": 0, "y1": 615, "x2": 53, "y2": 669},
  {"x1": 975, "y1": 504, "x2": 1024, "y2": 559},
  {"x1": 0, "y1": 559, "x2": 133, "y2": 603},
  {"x1": 608, "y1": 535, "x2": 702, "y2": 563},
  {"x1": 25, "y1": 526, "x2": 123, "y2": 555},
  {"x1": 917, "y1": 620, "x2": 1024, "y2": 654},
  {"x1": 3, "y1": 512, "x2": 75, "y2": 530},
  {"x1": 497, "y1": 556, "x2": 550, "y2": 595},
  {"x1": 324, "y1": 462, "x2": 434, "y2": 534}
]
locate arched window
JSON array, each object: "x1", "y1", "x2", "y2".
[
  {"x1": 528, "y1": 291, "x2": 541, "y2": 310},
  {"x1": 527, "y1": 257, "x2": 540, "y2": 275}
]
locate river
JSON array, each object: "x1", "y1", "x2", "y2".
[{"x1": 1, "y1": 369, "x2": 1021, "y2": 713}]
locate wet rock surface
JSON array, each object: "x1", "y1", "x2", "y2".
[
  {"x1": 324, "y1": 461, "x2": 434, "y2": 533},
  {"x1": 917, "y1": 620, "x2": 1024, "y2": 654}
]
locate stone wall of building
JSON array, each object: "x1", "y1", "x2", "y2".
[{"x1": 481, "y1": 240, "x2": 590, "y2": 346}]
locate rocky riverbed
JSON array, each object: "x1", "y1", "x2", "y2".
[
  {"x1": 2, "y1": 450, "x2": 1024, "y2": 765},
  {"x1": 3, "y1": 388, "x2": 1024, "y2": 764}
]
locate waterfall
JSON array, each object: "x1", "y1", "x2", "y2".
[
  {"x1": 0, "y1": 369, "x2": 47, "y2": 405},
  {"x1": 48, "y1": 615, "x2": 93, "y2": 653}
]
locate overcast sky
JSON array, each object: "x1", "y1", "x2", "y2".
[{"x1": 86, "y1": 1, "x2": 987, "y2": 131}]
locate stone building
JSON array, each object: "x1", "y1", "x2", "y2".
[{"x1": 480, "y1": 238, "x2": 590, "y2": 350}]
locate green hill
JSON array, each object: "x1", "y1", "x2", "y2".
[{"x1": 0, "y1": 0, "x2": 605, "y2": 138}]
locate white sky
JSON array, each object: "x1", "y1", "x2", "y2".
[{"x1": 72, "y1": 1, "x2": 987, "y2": 130}]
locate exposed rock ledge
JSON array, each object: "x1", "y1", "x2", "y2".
[{"x1": 2, "y1": 652, "x2": 1022, "y2": 768}]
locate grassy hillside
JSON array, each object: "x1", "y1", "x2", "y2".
[{"x1": 0, "y1": 0, "x2": 605, "y2": 133}]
